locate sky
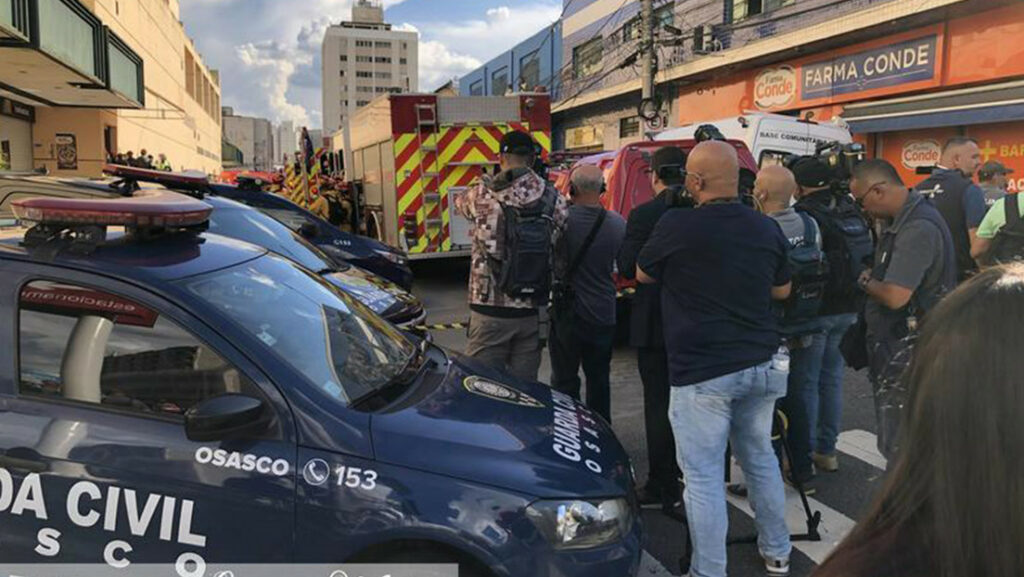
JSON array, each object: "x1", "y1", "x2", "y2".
[{"x1": 180, "y1": 0, "x2": 563, "y2": 130}]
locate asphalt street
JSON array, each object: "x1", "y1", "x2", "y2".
[{"x1": 410, "y1": 259, "x2": 886, "y2": 577}]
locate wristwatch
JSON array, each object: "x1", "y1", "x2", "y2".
[{"x1": 858, "y1": 275, "x2": 872, "y2": 291}]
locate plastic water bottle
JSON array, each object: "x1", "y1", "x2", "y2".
[{"x1": 771, "y1": 345, "x2": 790, "y2": 372}]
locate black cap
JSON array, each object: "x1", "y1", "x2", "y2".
[
  {"x1": 500, "y1": 130, "x2": 536, "y2": 155},
  {"x1": 651, "y1": 146, "x2": 687, "y2": 174},
  {"x1": 790, "y1": 156, "x2": 831, "y2": 188}
]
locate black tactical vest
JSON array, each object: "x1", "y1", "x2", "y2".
[{"x1": 916, "y1": 168, "x2": 977, "y2": 281}]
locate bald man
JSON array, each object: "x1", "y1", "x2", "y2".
[
  {"x1": 637, "y1": 141, "x2": 793, "y2": 577},
  {"x1": 549, "y1": 164, "x2": 625, "y2": 423},
  {"x1": 755, "y1": 165, "x2": 837, "y2": 490}
]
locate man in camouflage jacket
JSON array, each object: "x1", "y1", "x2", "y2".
[{"x1": 455, "y1": 131, "x2": 568, "y2": 381}]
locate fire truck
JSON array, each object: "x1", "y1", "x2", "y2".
[{"x1": 336, "y1": 93, "x2": 551, "y2": 260}]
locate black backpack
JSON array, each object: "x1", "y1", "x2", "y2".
[
  {"x1": 494, "y1": 186, "x2": 559, "y2": 305},
  {"x1": 780, "y1": 213, "x2": 829, "y2": 327},
  {"x1": 796, "y1": 193, "x2": 874, "y2": 314},
  {"x1": 986, "y1": 193, "x2": 1024, "y2": 264}
]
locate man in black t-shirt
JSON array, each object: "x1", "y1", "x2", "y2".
[{"x1": 637, "y1": 141, "x2": 793, "y2": 577}]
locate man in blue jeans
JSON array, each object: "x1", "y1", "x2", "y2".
[
  {"x1": 789, "y1": 158, "x2": 861, "y2": 478},
  {"x1": 637, "y1": 141, "x2": 793, "y2": 577}
]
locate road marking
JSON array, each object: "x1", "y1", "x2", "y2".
[
  {"x1": 836, "y1": 429, "x2": 888, "y2": 470},
  {"x1": 639, "y1": 551, "x2": 674, "y2": 576},
  {"x1": 726, "y1": 463, "x2": 857, "y2": 565}
]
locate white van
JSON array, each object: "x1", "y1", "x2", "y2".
[{"x1": 656, "y1": 112, "x2": 853, "y2": 168}]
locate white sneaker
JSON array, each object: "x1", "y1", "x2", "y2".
[{"x1": 764, "y1": 556, "x2": 790, "y2": 576}]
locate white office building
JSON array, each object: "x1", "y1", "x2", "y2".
[{"x1": 321, "y1": 0, "x2": 419, "y2": 136}]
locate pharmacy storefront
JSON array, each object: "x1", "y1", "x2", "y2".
[
  {"x1": 675, "y1": 3, "x2": 1024, "y2": 188},
  {"x1": 0, "y1": 98, "x2": 34, "y2": 171}
]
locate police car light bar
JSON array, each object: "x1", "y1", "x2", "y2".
[
  {"x1": 11, "y1": 189, "x2": 212, "y2": 228},
  {"x1": 103, "y1": 164, "x2": 210, "y2": 186}
]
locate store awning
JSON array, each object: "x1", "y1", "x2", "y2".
[
  {"x1": 0, "y1": 0, "x2": 144, "y2": 109},
  {"x1": 842, "y1": 81, "x2": 1024, "y2": 133}
]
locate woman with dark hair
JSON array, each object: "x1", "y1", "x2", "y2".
[{"x1": 814, "y1": 264, "x2": 1024, "y2": 577}]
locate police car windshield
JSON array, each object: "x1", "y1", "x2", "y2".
[
  {"x1": 207, "y1": 206, "x2": 333, "y2": 272},
  {"x1": 179, "y1": 253, "x2": 415, "y2": 404}
]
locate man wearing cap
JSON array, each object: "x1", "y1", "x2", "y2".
[
  {"x1": 790, "y1": 156, "x2": 869, "y2": 478},
  {"x1": 979, "y1": 160, "x2": 1013, "y2": 208},
  {"x1": 455, "y1": 130, "x2": 568, "y2": 381},
  {"x1": 617, "y1": 146, "x2": 690, "y2": 510}
]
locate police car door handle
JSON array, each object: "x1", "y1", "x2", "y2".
[{"x1": 0, "y1": 451, "x2": 48, "y2": 473}]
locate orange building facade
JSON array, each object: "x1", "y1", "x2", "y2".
[{"x1": 674, "y1": 3, "x2": 1024, "y2": 189}]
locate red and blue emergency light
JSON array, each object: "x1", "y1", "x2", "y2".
[
  {"x1": 103, "y1": 164, "x2": 210, "y2": 186},
  {"x1": 11, "y1": 189, "x2": 212, "y2": 229}
]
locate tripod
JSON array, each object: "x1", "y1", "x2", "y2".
[{"x1": 677, "y1": 409, "x2": 822, "y2": 575}]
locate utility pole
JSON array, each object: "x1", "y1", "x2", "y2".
[{"x1": 641, "y1": 0, "x2": 655, "y2": 102}]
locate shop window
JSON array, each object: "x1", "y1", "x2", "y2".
[
  {"x1": 520, "y1": 50, "x2": 541, "y2": 91},
  {"x1": 732, "y1": 0, "x2": 794, "y2": 22},
  {"x1": 620, "y1": 116, "x2": 641, "y2": 139},
  {"x1": 573, "y1": 36, "x2": 603, "y2": 79},
  {"x1": 18, "y1": 280, "x2": 261, "y2": 419},
  {"x1": 37, "y1": 0, "x2": 101, "y2": 78},
  {"x1": 491, "y1": 67, "x2": 509, "y2": 96},
  {"x1": 107, "y1": 31, "x2": 143, "y2": 105}
]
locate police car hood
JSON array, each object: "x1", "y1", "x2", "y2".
[{"x1": 370, "y1": 353, "x2": 635, "y2": 499}]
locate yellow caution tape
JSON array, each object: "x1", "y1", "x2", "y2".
[{"x1": 414, "y1": 321, "x2": 469, "y2": 332}]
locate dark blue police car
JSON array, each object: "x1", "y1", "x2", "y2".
[
  {"x1": 0, "y1": 191, "x2": 641, "y2": 575},
  {"x1": 104, "y1": 165, "x2": 414, "y2": 290}
]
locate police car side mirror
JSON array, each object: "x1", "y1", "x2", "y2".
[{"x1": 185, "y1": 394, "x2": 269, "y2": 442}]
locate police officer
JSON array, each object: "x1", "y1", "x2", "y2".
[
  {"x1": 850, "y1": 159, "x2": 956, "y2": 458},
  {"x1": 617, "y1": 146, "x2": 689, "y2": 510},
  {"x1": 915, "y1": 137, "x2": 987, "y2": 281}
]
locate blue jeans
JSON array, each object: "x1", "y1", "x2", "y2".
[
  {"x1": 669, "y1": 362, "x2": 791, "y2": 577},
  {"x1": 783, "y1": 313, "x2": 856, "y2": 478}
]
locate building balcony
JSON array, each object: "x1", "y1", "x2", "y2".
[{"x1": 0, "y1": 0, "x2": 144, "y2": 108}]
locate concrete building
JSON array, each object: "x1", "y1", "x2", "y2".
[
  {"x1": 321, "y1": 0, "x2": 418, "y2": 136},
  {"x1": 222, "y1": 108, "x2": 275, "y2": 172},
  {"x1": 553, "y1": 0, "x2": 1017, "y2": 154},
  {"x1": 0, "y1": 0, "x2": 222, "y2": 175},
  {"x1": 459, "y1": 22, "x2": 562, "y2": 98},
  {"x1": 274, "y1": 120, "x2": 296, "y2": 165},
  {"x1": 308, "y1": 129, "x2": 324, "y2": 147}
]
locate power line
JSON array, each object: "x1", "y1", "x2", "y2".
[{"x1": 538, "y1": 0, "x2": 636, "y2": 94}]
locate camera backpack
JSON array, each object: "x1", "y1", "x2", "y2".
[
  {"x1": 796, "y1": 193, "x2": 874, "y2": 314},
  {"x1": 494, "y1": 186, "x2": 559, "y2": 305},
  {"x1": 780, "y1": 213, "x2": 829, "y2": 326}
]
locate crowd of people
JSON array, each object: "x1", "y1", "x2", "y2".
[
  {"x1": 456, "y1": 129, "x2": 1024, "y2": 577},
  {"x1": 107, "y1": 148, "x2": 172, "y2": 171}
]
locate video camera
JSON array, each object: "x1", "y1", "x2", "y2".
[
  {"x1": 785, "y1": 141, "x2": 866, "y2": 195},
  {"x1": 694, "y1": 124, "x2": 727, "y2": 143}
]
